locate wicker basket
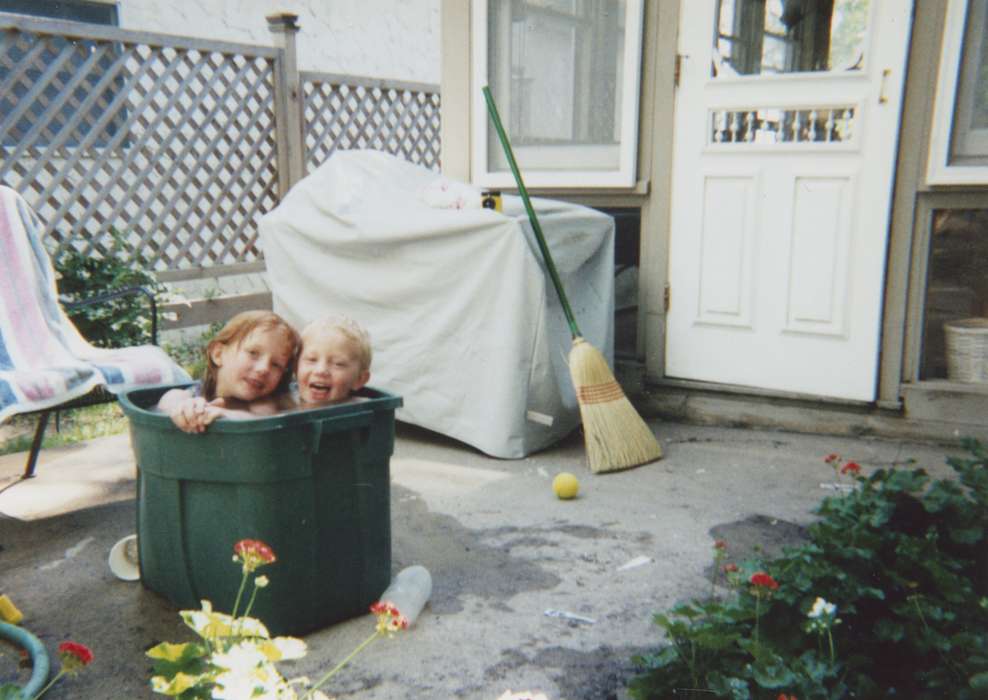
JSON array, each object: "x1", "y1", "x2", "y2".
[{"x1": 944, "y1": 317, "x2": 988, "y2": 383}]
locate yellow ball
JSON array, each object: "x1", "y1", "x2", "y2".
[{"x1": 552, "y1": 472, "x2": 580, "y2": 500}]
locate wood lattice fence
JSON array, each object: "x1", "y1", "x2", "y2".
[{"x1": 0, "y1": 12, "x2": 440, "y2": 309}]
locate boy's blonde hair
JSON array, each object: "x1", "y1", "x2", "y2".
[
  {"x1": 202, "y1": 310, "x2": 301, "y2": 400},
  {"x1": 301, "y1": 315, "x2": 372, "y2": 371}
]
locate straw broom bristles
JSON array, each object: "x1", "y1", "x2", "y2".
[{"x1": 569, "y1": 338, "x2": 663, "y2": 473}]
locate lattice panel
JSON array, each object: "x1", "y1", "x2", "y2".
[
  {"x1": 303, "y1": 78, "x2": 441, "y2": 172},
  {"x1": 0, "y1": 22, "x2": 279, "y2": 271}
]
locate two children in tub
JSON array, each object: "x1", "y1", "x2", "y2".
[{"x1": 157, "y1": 311, "x2": 372, "y2": 433}]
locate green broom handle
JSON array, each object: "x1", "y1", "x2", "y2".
[{"x1": 482, "y1": 86, "x2": 582, "y2": 340}]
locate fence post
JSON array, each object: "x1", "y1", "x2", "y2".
[{"x1": 267, "y1": 12, "x2": 305, "y2": 198}]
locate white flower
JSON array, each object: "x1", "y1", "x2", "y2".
[
  {"x1": 211, "y1": 641, "x2": 267, "y2": 675},
  {"x1": 211, "y1": 644, "x2": 296, "y2": 700},
  {"x1": 808, "y1": 596, "x2": 837, "y2": 619},
  {"x1": 255, "y1": 575, "x2": 270, "y2": 588}
]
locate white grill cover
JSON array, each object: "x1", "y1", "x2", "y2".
[{"x1": 259, "y1": 150, "x2": 614, "y2": 458}]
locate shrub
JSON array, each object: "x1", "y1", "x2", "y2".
[
  {"x1": 630, "y1": 439, "x2": 988, "y2": 699},
  {"x1": 54, "y1": 229, "x2": 164, "y2": 348}
]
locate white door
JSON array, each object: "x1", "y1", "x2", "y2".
[{"x1": 666, "y1": 0, "x2": 912, "y2": 401}]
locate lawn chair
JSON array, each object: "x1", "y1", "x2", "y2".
[{"x1": 0, "y1": 185, "x2": 191, "y2": 478}]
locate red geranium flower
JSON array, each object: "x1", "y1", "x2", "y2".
[
  {"x1": 58, "y1": 641, "x2": 93, "y2": 673},
  {"x1": 233, "y1": 539, "x2": 276, "y2": 573},
  {"x1": 824, "y1": 453, "x2": 840, "y2": 464},
  {"x1": 714, "y1": 540, "x2": 727, "y2": 550},
  {"x1": 841, "y1": 461, "x2": 861, "y2": 475},
  {"x1": 750, "y1": 572, "x2": 779, "y2": 590},
  {"x1": 777, "y1": 694, "x2": 798, "y2": 700},
  {"x1": 722, "y1": 563, "x2": 739, "y2": 573},
  {"x1": 371, "y1": 601, "x2": 409, "y2": 633}
]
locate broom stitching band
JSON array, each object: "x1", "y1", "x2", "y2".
[{"x1": 577, "y1": 381, "x2": 625, "y2": 405}]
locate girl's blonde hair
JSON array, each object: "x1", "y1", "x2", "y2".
[{"x1": 202, "y1": 310, "x2": 301, "y2": 400}]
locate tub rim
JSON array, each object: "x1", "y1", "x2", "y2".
[{"x1": 119, "y1": 383, "x2": 403, "y2": 433}]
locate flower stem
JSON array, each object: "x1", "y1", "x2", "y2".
[
  {"x1": 826, "y1": 627, "x2": 835, "y2": 664},
  {"x1": 910, "y1": 594, "x2": 960, "y2": 680},
  {"x1": 231, "y1": 571, "x2": 249, "y2": 620},
  {"x1": 243, "y1": 584, "x2": 260, "y2": 620},
  {"x1": 30, "y1": 670, "x2": 65, "y2": 699},
  {"x1": 304, "y1": 630, "x2": 381, "y2": 698},
  {"x1": 754, "y1": 594, "x2": 761, "y2": 646}
]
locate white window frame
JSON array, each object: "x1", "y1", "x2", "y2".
[
  {"x1": 927, "y1": 0, "x2": 988, "y2": 184},
  {"x1": 470, "y1": 0, "x2": 644, "y2": 189}
]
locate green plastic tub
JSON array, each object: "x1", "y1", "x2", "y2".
[{"x1": 119, "y1": 384, "x2": 402, "y2": 636}]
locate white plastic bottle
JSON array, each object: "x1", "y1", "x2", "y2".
[{"x1": 378, "y1": 565, "x2": 432, "y2": 627}]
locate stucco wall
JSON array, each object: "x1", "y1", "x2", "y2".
[{"x1": 115, "y1": 0, "x2": 440, "y2": 83}]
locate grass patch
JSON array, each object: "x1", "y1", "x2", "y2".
[{"x1": 0, "y1": 403, "x2": 129, "y2": 457}]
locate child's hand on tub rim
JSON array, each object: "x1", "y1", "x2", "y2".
[{"x1": 168, "y1": 395, "x2": 226, "y2": 433}]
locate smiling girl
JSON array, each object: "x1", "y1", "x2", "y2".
[{"x1": 158, "y1": 310, "x2": 301, "y2": 433}]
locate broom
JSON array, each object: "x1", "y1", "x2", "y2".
[{"x1": 482, "y1": 86, "x2": 662, "y2": 473}]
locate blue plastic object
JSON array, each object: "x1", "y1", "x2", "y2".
[{"x1": 0, "y1": 620, "x2": 50, "y2": 698}]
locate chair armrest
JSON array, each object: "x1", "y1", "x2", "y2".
[{"x1": 61, "y1": 285, "x2": 158, "y2": 345}]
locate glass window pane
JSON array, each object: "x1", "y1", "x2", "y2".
[
  {"x1": 949, "y1": 0, "x2": 988, "y2": 164},
  {"x1": 713, "y1": 0, "x2": 869, "y2": 77},
  {"x1": 486, "y1": 0, "x2": 627, "y2": 173},
  {"x1": 922, "y1": 209, "x2": 988, "y2": 381}
]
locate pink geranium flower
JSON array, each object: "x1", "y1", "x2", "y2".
[{"x1": 233, "y1": 539, "x2": 276, "y2": 573}]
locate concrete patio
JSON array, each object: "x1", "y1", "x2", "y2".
[{"x1": 0, "y1": 417, "x2": 964, "y2": 699}]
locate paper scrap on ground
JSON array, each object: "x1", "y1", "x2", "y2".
[
  {"x1": 617, "y1": 555, "x2": 652, "y2": 571},
  {"x1": 819, "y1": 482, "x2": 855, "y2": 492},
  {"x1": 39, "y1": 536, "x2": 95, "y2": 571},
  {"x1": 544, "y1": 609, "x2": 596, "y2": 624}
]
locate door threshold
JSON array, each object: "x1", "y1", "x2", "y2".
[
  {"x1": 614, "y1": 360, "x2": 986, "y2": 445},
  {"x1": 647, "y1": 376, "x2": 875, "y2": 410}
]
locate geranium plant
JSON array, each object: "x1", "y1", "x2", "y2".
[
  {"x1": 630, "y1": 439, "x2": 988, "y2": 698},
  {"x1": 148, "y1": 539, "x2": 405, "y2": 699}
]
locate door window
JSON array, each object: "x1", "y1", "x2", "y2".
[{"x1": 714, "y1": 0, "x2": 870, "y2": 78}]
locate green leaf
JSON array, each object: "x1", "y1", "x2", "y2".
[
  {"x1": 950, "y1": 526, "x2": 985, "y2": 545},
  {"x1": 751, "y1": 658, "x2": 798, "y2": 689},
  {"x1": 707, "y1": 671, "x2": 752, "y2": 699},
  {"x1": 634, "y1": 645, "x2": 680, "y2": 670},
  {"x1": 874, "y1": 618, "x2": 905, "y2": 642},
  {"x1": 0, "y1": 685, "x2": 24, "y2": 700},
  {"x1": 970, "y1": 671, "x2": 988, "y2": 690},
  {"x1": 692, "y1": 628, "x2": 742, "y2": 651}
]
